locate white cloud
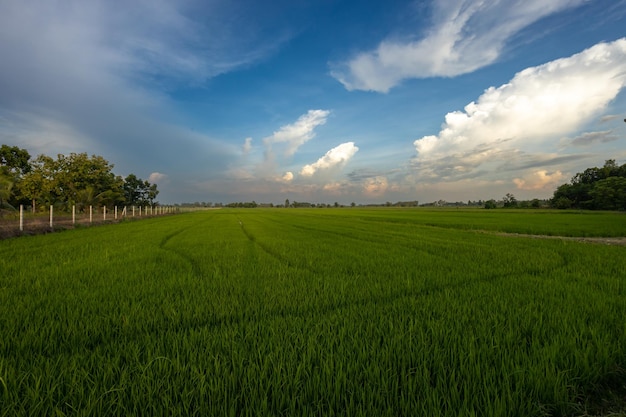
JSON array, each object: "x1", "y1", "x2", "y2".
[
  {"x1": 264, "y1": 110, "x2": 330, "y2": 156},
  {"x1": 281, "y1": 172, "x2": 294, "y2": 182},
  {"x1": 300, "y1": 142, "x2": 359, "y2": 177},
  {"x1": 149, "y1": 172, "x2": 168, "y2": 183},
  {"x1": 332, "y1": 0, "x2": 586, "y2": 92},
  {"x1": 513, "y1": 170, "x2": 565, "y2": 191},
  {"x1": 242, "y1": 137, "x2": 253, "y2": 154},
  {"x1": 412, "y1": 38, "x2": 626, "y2": 182},
  {"x1": 362, "y1": 176, "x2": 389, "y2": 197},
  {"x1": 571, "y1": 130, "x2": 618, "y2": 146}
]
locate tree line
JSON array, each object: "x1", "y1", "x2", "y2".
[
  {"x1": 0, "y1": 144, "x2": 158, "y2": 213},
  {"x1": 551, "y1": 160, "x2": 626, "y2": 210}
]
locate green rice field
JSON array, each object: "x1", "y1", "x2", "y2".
[{"x1": 1, "y1": 208, "x2": 625, "y2": 416}]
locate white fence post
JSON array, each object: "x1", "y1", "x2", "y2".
[
  {"x1": 49, "y1": 205, "x2": 53, "y2": 229},
  {"x1": 72, "y1": 205, "x2": 76, "y2": 225},
  {"x1": 19, "y1": 204, "x2": 23, "y2": 231},
  {"x1": 132, "y1": 206, "x2": 135, "y2": 217},
  {"x1": 115, "y1": 206, "x2": 118, "y2": 220},
  {"x1": 103, "y1": 206, "x2": 107, "y2": 221},
  {"x1": 90, "y1": 206, "x2": 93, "y2": 224}
]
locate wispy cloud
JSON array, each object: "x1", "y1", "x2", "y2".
[
  {"x1": 0, "y1": 0, "x2": 288, "y2": 192},
  {"x1": 571, "y1": 130, "x2": 618, "y2": 146},
  {"x1": 242, "y1": 137, "x2": 253, "y2": 154},
  {"x1": 300, "y1": 142, "x2": 359, "y2": 177},
  {"x1": 332, "y1": 0, "x2": 586, "y2": 92},
  {"x1": 263, "y1": 110, "x2": 330, "y2": 157},
  {"x1": 412, "y1": 38, "x2": 626, "y2": 186}
]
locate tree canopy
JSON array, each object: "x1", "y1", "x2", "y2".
[
  {"x1": 551, "y1": 160, "x2": 626, "y2": 210},
  {"x1": 0, "y1": 144, "x2": 159, "y2": 212}
]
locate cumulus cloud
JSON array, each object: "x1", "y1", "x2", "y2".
[
  {"x1": 332, "y1": 0, "x2": 586, "y2": 92},
  {"x1": 513, "y1": 170, "x2": 565, "y2": 191},
  {"x1": 263, "y1": 110, "x2": 330, "y2": 157},
  {"x1": 281, "y1": 172, "x2": 294, "y2": 182},
  {"x1": 412, "y1": 38, "x2": 626, "y2": 182},
  {"x1": 149, "y1": 172, "x2": 168, "y2": 183},
  {"x1": 362, "y1": 176, "x2": 389, "y2": 197},
  {"x1": 300, "y1": 142, "x2": 359, "y2": 177}
]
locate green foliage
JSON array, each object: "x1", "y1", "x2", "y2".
[
  {"x1": 484, "y1": 199, "x2": 497, "y2": 209},
  {"x1": 0, "y1": 145, "x2": 31, "y2": 177},
  {"x1": 589, "y1": 177, "x2": 626, "y2": 210},
  {"x1": 502, "y1": 193, "x2": 518, "y2": 208},
  {"x1": 1, "y1": 144, "x2": 158, "y2": 211},
  {"x1": 1, "y1": 209, "x2": 625, "y2": 416},
  {"x1": 0, "y1": 175, "x2": 14, "y2": 210},
  {"x1": 551, "y1": 160, "x2": 626, "y2": 210},
  {"x1": 123, "y1": 174, "x2": 159, "y2": 207}
]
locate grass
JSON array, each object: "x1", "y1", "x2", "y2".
[{"x1": 0, "y1": 208, "x2": 625, "y2": 416}]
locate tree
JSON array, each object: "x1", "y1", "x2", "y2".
[
  {"x1": 123, "y1": 174, "x2": 159, "y2": 207},
  {"x1": 0, "y1": 175, "x2": 14, "y2": 211},
  {"x1": 285, "y1": 199, "x2": 290, "y2": 208},
  {"x1": 588, "y1": 177, "x2": 626, "y2": 210},
  {"x1": 0, "y1": 145, "x2": 31, "y2": 208},
  {"x1": 16, "y1": 155, "x2": 56, "y2": 211},
  {"x1": 484, "y1": 199, "x2": 497, "y2": 209},
  {"x1": 15, "y1": 152, "x2": 127, "y2": 211},
  {"x1": 0, "y1": 145, "x2": 31, "y2": 177},
  {"x1": 502, "y1": 193, "x2": 518, "y2": 208},
  {"x1": 54, "y1": 153, "x2": 124, "y2": 207},
  {"x1": 551, "y1": 160, "x2": 626, "y2": 210}
]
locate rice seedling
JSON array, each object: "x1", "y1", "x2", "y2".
[{"x1": 0, "y1": 208, "x2": 624, "y2": 416}]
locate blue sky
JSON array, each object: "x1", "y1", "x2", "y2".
[{"x1": 1, "y1": 0, "x2": 625, "y2": 205}]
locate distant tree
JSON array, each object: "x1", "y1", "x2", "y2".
[
  {"x1": 123, "y1": 174, "x2": 159, "y2": 207},
  {"x1": 285, "y1": 199, "x2": 290, "y2": 208},
  {"x1": 484, "y1": 199, "x2": 497, "y2": 209},
  {"x1": 334, "y1": 202, "x2": 339, "y2": 208},
  {"x1": 502, "y1": 193, "x2": 518, "y2": 208}
]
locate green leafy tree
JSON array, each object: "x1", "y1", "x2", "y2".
[
  {"x1": 0, "y1": 145, "x2": 31, "y2": 177},
  {"x1": 502, "y1": 193, "x2": 518, "y2": 208},
  {"x1": 589, "y1": 177, "x2": 626, "y2": 210},
  {"x1": 16, "y1": 153, "x2": 125, "y2": 211},
  {"x1": 551, "y1": 160, "x2": 626, "y2": 210},
  {"x1": 53, "y1": 153, "x2": 124, "y2": 207},
  {"x1": 0, "y1": 145, "x2": 31, "y2": 208},
  {"x1": 0, "y1": 175, "x2": 15, "y2": 211},
  {"x1": 16, "y1": 155, "x2": 57, "y2": 211},
  {"x1": 123, "y1": 174, "x2": 159, "y2": 206}
]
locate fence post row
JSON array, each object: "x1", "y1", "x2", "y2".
[{"x1": 12, "y1": 205, "x2": 174, "y2": 233}]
